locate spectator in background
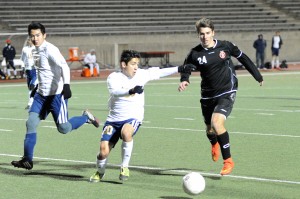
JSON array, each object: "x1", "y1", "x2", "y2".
[
  {"x1": 271, "y1": 31, "x2": 283, "y2": 69},
  {"x1": 21, "y1": 38, "x2": 38, "y2": 109},
  {"x1": 253, "y1": 34, "x2": 267, "y2": 69},
  {"x1": 2, "y1": 39, "x2": 17, "y2": 78},
  {"x1": 84, "y1": 49, "x2": 100, "y2": 77}
]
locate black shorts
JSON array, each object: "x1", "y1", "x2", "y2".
[{"x1": 200, "y1": 92, "x2": 236, "y2": 125}]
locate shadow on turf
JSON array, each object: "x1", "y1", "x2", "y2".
[
  {"x1": 0, "y1": 161, "x2": 124, "y2": 184},
  {"x1": 131, "y1": 167, "x2": 222, "y2": 181},
  {"x1": 160, "y1": 197, "x2": 192, "y2": 199},
  {"x1": 1, "y1": 160, "x2": 221, "y2": 183}
]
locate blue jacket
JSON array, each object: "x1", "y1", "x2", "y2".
[
  {"x1": 253, "y1": 38, "x2": 267, "y2": 53},
  {"x1": 2, "y1": 45, "x2": 16, "y2": 60}
]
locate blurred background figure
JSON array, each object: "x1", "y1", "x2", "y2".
[
  {"x1": 2, "y1": 39, "x2": 17, "y2": 78},
  {"x1": 21, "y1": 38, "x2": 38, "y2": 109},
  {"x1": 253, "y1": 34, "x2": 267, "y2": 69},
  {"x1": 271, "y1": 31, "x2": 283, "y2": 69},
  {"x1": 83, "y1": 49, "x2": 100, "y2": 77}
]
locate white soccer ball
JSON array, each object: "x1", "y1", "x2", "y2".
[{"x1": 182, "y1": 172, "x2": 205, "y2": 195}]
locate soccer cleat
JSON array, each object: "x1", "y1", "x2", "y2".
[
  {"x1": 211, "y1": 142, "x2": 220, "y2": 162},
  {"x1": 82, "y1": 109, "x2": 100, "y2": 128},
  {"x1": 220, "y1": 157, "x2": 234, "y2": 175},
  {"x1": 89, "y1": 171, "x2": 105, "y2": 183},
  {"x1": 119, "y1": 167, "x2": 130, "y2": 181},
  {"x1": 11, "y1": 157, "x2": 33, "y2": 170}
]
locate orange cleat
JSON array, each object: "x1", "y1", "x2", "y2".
[
  {"x1": 211, "y1": 143, "x2": 220, "y2": 162},
  {"x1": 220, "y1": 157, "x2": 234, "y2": 175}
]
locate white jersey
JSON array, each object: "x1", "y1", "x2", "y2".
[
  {"x1": 106, "y1": 67, "x2": 178, "y2": 122},
  {"x1": 272, "y1": 36, "x2": 281, "y2": 48},
  {"x1": 34, "y1": 41, "x2": 70, "y2": 96},
  {"x1": 20, "y1": 45, "x2": 36, "y2": 70},
  {"x1": 84, "y1": 53, "x2": 97, "y2": 64}
]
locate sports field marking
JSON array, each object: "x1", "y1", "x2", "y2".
[
  {"x1": 255, "y1": 113, "x2": 275, "y2": 116},
  {"x1": 1, "y1": 153, "x2": 299, "y2": 185},
  {"x1": 0, "y1": 117, "x2": 299, "y2": 138},
  {"x1": 1, "y1": 71, "x2": 300, "y2": 88},
  {"x1": 174, "y1": 117, "x2": 195, "y2": 120},
  {"x1": 141, "y1": 126, "x2": 300, "y2": 138},
  {"x1": 0, "y1": 129, "x2": 12, "y2": 132}
]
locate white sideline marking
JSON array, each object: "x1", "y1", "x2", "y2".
[
  {"x1": 0, "y1": 117, "x2": 299, "y2": 138},
  {"x1": 255, "y1": 113, "x2": 275, "y2": 116},
  {"x1": 1, "y1": 153, "x2": 299, "y2": 185},
  {"x1": 174, "y1": 118, "x2": 195, "y2": 120},
  {"x1": 141, "y1": 126, "x2": 300, "y2": 138},
  {"x1": 0, "y1": 129, "x2": 12, "y2": 132}
]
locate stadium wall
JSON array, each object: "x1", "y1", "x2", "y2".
[{"x1": 2, "y1": 31, "x2": 299, "y2": 69}]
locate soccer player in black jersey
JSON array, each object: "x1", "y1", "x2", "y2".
[{"x1": 178, "y1": 18, "x2": 263, "y2": 175}]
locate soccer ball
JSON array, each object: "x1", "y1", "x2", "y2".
[{"x1": 182, "y1": 172, "x2": 205, "y2": 195}]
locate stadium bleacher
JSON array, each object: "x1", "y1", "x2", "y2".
[
  {"x1": 266, "y1": 0, "x2": 300, "y2": 19},
  {"x1": 1, "y1": 0, "x2": 300, "y2": 67},
  {"x1": 0, "y1": 0, "x2": 300, "y2": 35}
]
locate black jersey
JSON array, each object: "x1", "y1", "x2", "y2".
[{"x1": 181, "y1": 40, "x2": 263, "y2": 99}]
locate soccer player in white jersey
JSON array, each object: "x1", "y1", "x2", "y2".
[
  {"x1": 11, "y1": 22, "x2": 100, "y2": 170},
  {"x1": 89, "y1": 50, "x2": 196, "y2": 182},
  {"x1": 20, "y1": 38, "x2": 37, "y2": 109}
]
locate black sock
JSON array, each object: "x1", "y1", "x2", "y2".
[
  {"x1": 217, "y1": 131, "x2": 231, "y2": 160},
  {"x1": 206, "y1": 132, "x2": 218, "y2": 145}
]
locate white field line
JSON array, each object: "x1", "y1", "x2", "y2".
[
  {"x1": 1, "y1": 153, "x2": 299, "y2": 185},
  {"x1": 0, "y1": 117, "x2": 299, "y2": 138},
  {"x1": 1, "y1": 71, "x2": 300, "y2": 88}
]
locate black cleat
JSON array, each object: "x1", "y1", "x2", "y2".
[{"x1": 11, "y1": 157, "x2": 33, "y2": 170}]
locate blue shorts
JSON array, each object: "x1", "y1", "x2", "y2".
[
  {"x1": 30, "y1": 93, "x2": 68, "y2": 124},
  {"x1": 101, "y1": 119, "x2": 141, "y2": 147},
  {"x1": 272, "y1": 47, "x2": 280, "y2": 56}
]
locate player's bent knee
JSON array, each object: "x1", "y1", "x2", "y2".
[
  {"x1": 57, "y1": 122, "x2": 72, "y2": 134},
  {"x1": 26, "y1": 112, "x2": 40, "y2": 132}
]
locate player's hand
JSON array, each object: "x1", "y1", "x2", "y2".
[
  {"x1": 129, "y1": 85, "x2": 144, "y2": 95},
  {"x1": 62, "y1": 84, "x2": 72, "y2": 99},
  {"x1": 178, "y1": 81, "x2": 189, "y2": 92},
  {"x1": 178, "y1": 64, "x2": 197, "y2": 74}
]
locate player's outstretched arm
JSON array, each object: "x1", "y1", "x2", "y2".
[{"x1": 178, "y1": 64, "x2": 197, "y2": 74}]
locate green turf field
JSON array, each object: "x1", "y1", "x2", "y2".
[{"x1": 0, "y1": 71, "x2": 299, "y2": 199}]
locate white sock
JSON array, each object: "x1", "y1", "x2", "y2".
[
  {"x1": 97, "y1": 158, "x2": 107, "y2": 174},
  {"x1": 121, "y1": 140, "x2": 133, "y2": 168},
  {"x1": 276, "y1": 59, "x2": 280, "y2": 68}
]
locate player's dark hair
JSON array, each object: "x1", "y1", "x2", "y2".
[
  {"x1": 195, "y1": 18, "x2": 214, "y2": 34},
  {"x1": 120, "y1": 50, "x2": 141, "y2": 65},
  {"x1": 28, "y1": 22, "x2": 46, "y2": 35}
]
